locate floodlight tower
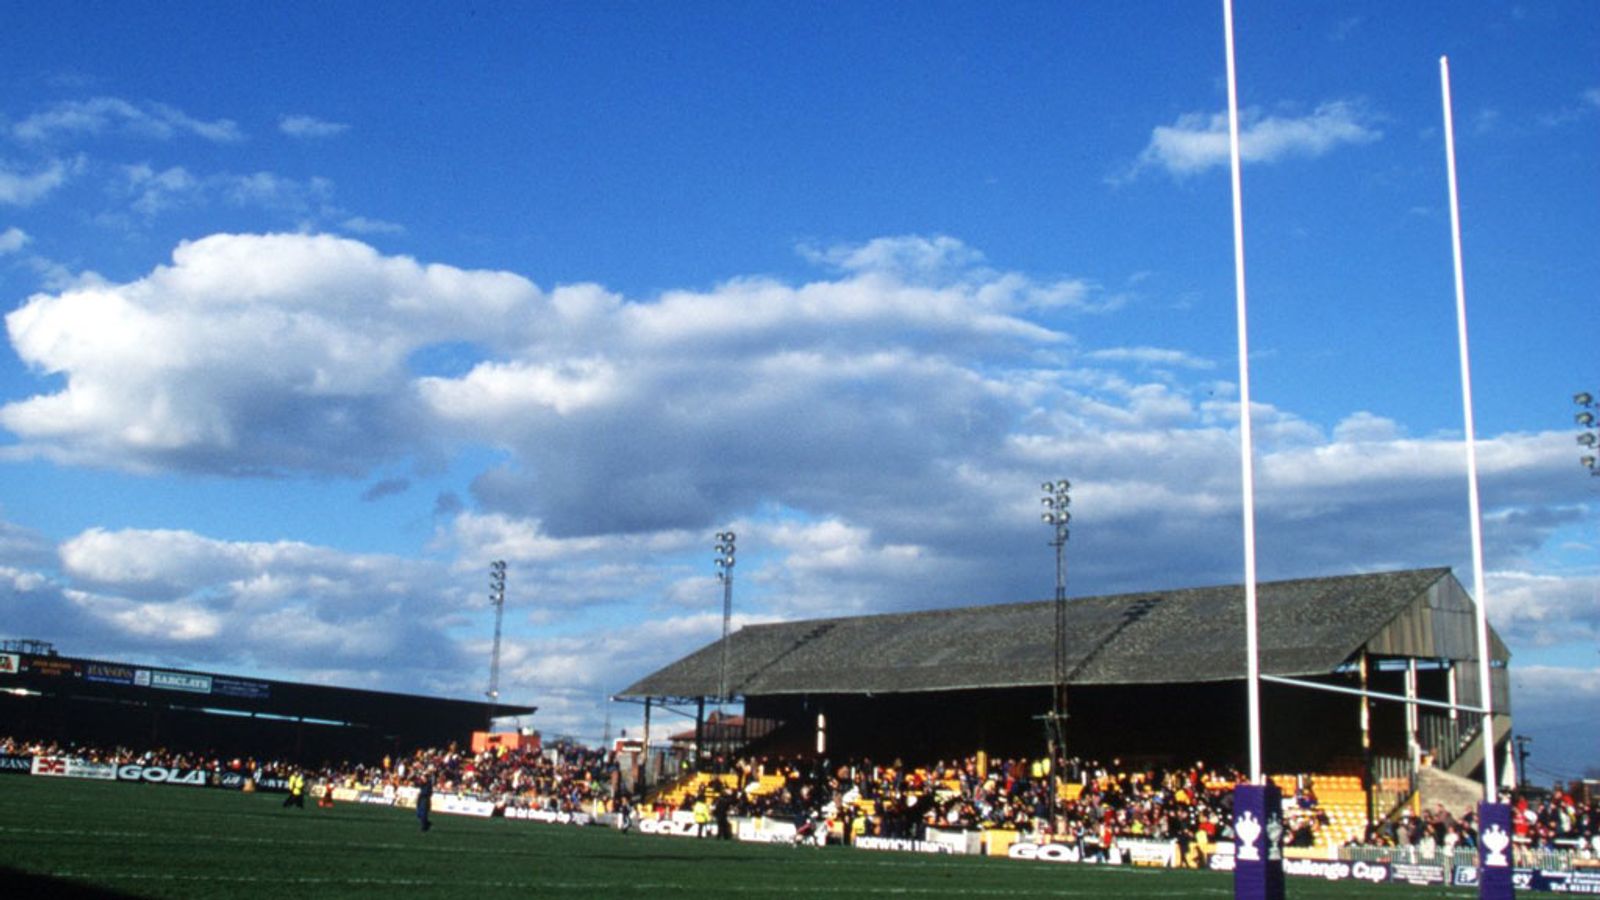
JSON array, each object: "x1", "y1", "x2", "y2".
[
  {"x1": 1040, "y1": 479, "x2": 1071, "y2": 822},
  {"x1": 1577, "y1": 392, "x2": 1599, "y2": 477},
  {"x1": 714, "y1": 531, "x2": 737, "y2": 710},
  {"x1": 486, "y1": 560, "x2": 507, "y2": 703}
]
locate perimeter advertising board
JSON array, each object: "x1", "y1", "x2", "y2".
[
  {"x1": 25, "y1": 656, "x2": 81, "y2": 678},
  {"x1": 211, "y1": 676, "x2": 270, "y2": 699},
  {"x1": 0, "y1": 653, "x2": 18, "y2": 675},
  {"x1": 115, "y1": 764, "x2": 209, "y2": 787},
  {"x1": 31, "y1": 756, "x2": 116, "y2": 780},
  {"x1": 136, "y1": 669, "x2": 213, "y2": 694},
  {"x1": 0, "y1": 754, "x2": 32, "y2": 774},
  {"x1": 85, "y1": 662, "x2": 136, "y2": 685}
]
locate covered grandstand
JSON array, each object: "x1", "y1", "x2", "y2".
[
  {"x1": 0, "y1": 647, "x2": 534, "y2": 764},
  {"x1": 621, "y1": 567, "x2": 1512, "y2": 816}
]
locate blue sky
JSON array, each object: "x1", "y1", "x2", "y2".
[{"x1": 0, "y1": 2, "x2": 1595, "y2": 781}]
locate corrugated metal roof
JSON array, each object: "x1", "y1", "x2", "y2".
[{"x1": 621, "y1": 567, "x2": 1504, "y2": 698}]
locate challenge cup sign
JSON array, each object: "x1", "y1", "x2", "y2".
[
  {"x1": 1481, "y1": 823, "x2": 1511, "y2": 868},
  {"x1": 1235, "y1": 810, "x2": 1263, "y2": 861},
  {"x1": 1476, "y1": 801, "x2": 1516, "y2": 900}
]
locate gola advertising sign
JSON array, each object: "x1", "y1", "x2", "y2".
[
  {"x1": 640, "y1": 813, "x2": 715, "y2": 837},
  {"x1": 116, "y1": 765, "x2": 209, "y2": 787},
  {"x1": 1008, "y1": 842, "x2": 1085, "y2": 863}
]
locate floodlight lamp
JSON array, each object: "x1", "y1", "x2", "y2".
[
  {"x1": 1576, "y1": 392, "x2": 1594, "y2": 406},
  {"x1": 1583, "y1": 455, "x2": 1597, "y2": 469},
  {"x1": 1579, "y1": 433, "x2": 1598, "y2": 447},
  {"x1": 1056, "y1": 480, "x2": 1071, "y2": 492},
  {"x1": 1578, "y1": 412, "x2": 1596, "y2": 427}
]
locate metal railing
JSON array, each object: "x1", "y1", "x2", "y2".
[
  {"x1": 1340, "y1": 844, "x2": 1579, "y2": 873},
  {"x1": 1419, "y1": 711, "x2": 1478, "y2": 772},
  {"x1": 1371, "y1": 754, "x2": 1415, "y2": 820}
]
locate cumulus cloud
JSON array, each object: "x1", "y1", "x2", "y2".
[
  {"x1": 1124, "y1": 100, "x2": 1380, "y2": 180},
  {"x1": 799, "y1": 235, "x2": 1105, "y2": 311},
  {"x1": 12, "y1": 97, "x2": 242, "y2": 143},
  {"x1": 0, "y1": 512, "x2": 736, "y2": 731},
  {"x1": 1486, "y1": 570, "x2": 1600, "y2": 647},
  {"x1": 2, "y1": 232, "x2": 539, "y2": 474},
  {"x1": 4, "y1": 233, "x2": 1588, "y2": 594},
  {"x1": 1, "y1": 232, "x2": 1595, "y2": 752},
  {"x1": 279, "y1": 114, "x2": 349, "y2": 138},
  {"x1": 0, "y1": 524, "x2": 476, "y2": 678}
]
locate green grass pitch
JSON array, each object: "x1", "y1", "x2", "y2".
[{"x1": 0, "y1": 778, "x2": 1474, "y2": 899}]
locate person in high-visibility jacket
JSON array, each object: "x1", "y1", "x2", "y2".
[
  {"x1": 282, "y1": 771, "x2": 305, "y2": 809},
  {"x1": 692, "y1": 794, "x2": 711, "y2": 838}
]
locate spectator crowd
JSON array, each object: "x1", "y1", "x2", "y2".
[{"x1": 5, "y1": 734, "x2": 1597, "y2": 863}]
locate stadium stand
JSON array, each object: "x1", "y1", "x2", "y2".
[
  {"x1": 0, "y1": 648, "x2": 532, "y2": 764},
  {"x1": 620, "y1": 567, "x2": 1514, "y2": 825}
]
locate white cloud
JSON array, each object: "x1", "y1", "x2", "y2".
[
  {"x1": 0, "y1": 158, "x2": 71, "y2": 205},
  {"x1": 1486, "y1": 569, "x2": 1600, "y2": 647},
  {"x1": 0, "y1": 227, "x2": 29, "y2": 253},
  {"x1": 799, "y1": 236, "x2": 1103, "y2": 312},
  {"x1": 3, "y1": 523, "x2": 476, "y2": 678},
  {"x1": 122, "y1": 164, "x2": 201, "y2": 216},
  {"x1": 3, "y1": 234, "x2": 1595, "y2": 732},
  {"x1": 341, "y1": 216, "x2": 405, "y2": 235},
  {"x1": 279, "y1": 114, "x2": 349, "y2": 138},
  {"x1": 225, "y1": 171, "x2": 333, "y2": 210},
  {"x1": 1127, "y1": 100, "x2": 1380, "y2": 179},
  {"x1": 4, "y1": 232, "x2": 1586, "y2": 610},
  {"x1": 1538, "y1": 88, "x2": 1600, "y2": 127},
  {"x1": 2, "y1": 232, "x2": 541, "y2": 474},
  {"x1": 1330, "y1": 411, "x2": 1404, "y2": 443},
  {"x1": 799, "y1": 234, "x2": 985, "y2": 276},
  {"x1": 12, "y1": 97, "x2": 243, "y2": 143},
  {"x1": 118, "y1": 165, "x2": 334, "y2": 218},
  {"x1": 1084, "y1": 347, "x2": 1216, "y2": 371},
  {"x1": 421, "y1": 358, "x2": 621, "y2": 418}
]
